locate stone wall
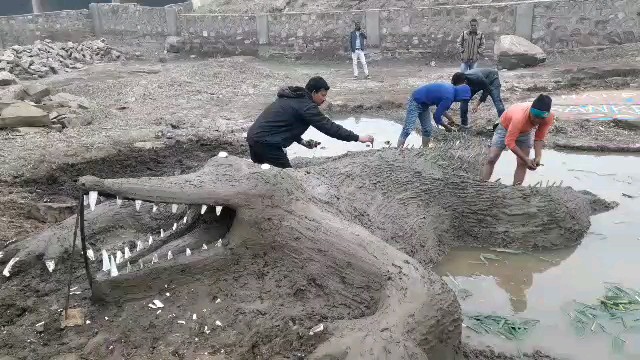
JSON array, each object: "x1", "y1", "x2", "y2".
[
  {"x1": 264, "y1": 11, "x2": 365, "y2": 58},
  {"x1": 378, "y1": 6, "x2": 515, "y2": 58},
  {"x1": 532, "y1": 0, "x2": 639, "y2": 49},
  {"x1": 179, "y1": 14, "x2": 259, "y2": 56},
  {"x1": 0, "y1": 10, "x2": 93, "y2": 49},
  {"x1": 0, "y1": 0, "x2": 639, "y2": 59},
  {"x1": 96, "y1": 3, "x2": 169, "y2": 42},
  {"x1": 186, "y1": 4, "x2": 518, "y2": 60}
]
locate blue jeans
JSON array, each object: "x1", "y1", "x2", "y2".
[
  {"x1": 460, "y1": 61, "x2": 477, "y2": 72},
  {"x1": 460, "y1": 85, "x2": 505, "y2": 127},
  {"x1": 399, "y1": 98, "x2": 433, "y2": 142}
]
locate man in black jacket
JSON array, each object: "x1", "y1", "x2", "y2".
[
  {"x1": 452, "y1": 68, "x2": 505, "y2": 129},
  {"x1": 247, "y1": 76, "x2": 375, "y2": 168}
]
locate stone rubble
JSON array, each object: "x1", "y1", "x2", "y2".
[
  {"x1": 0, "y1": 102, "x2": 50, "y2": 128},
  {"x1": 164, "y1": 36, "x2": 185, "y2": 54},
  {"x1": 0, "y1": 73, "x2": 93, "y2": 130},
  {"x1": 0, "y1": 71, "x2": 18, "y2": 86},
  {"x1": 0, "y1": 39, "x2": 124, "y2": 80}
]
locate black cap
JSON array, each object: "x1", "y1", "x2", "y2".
[{"x1": 531, "y1": 94, "x2": 552, "y2": 112}]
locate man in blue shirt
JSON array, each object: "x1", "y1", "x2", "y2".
[{"x1": 397, "y1": 73, "x2": 471, "y2": 148}]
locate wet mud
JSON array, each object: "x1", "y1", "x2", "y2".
[
  {"x1": 437, "y1": 150, "x2": 640, "y2": 360},
  {"x1": 0, "y1": 138, "x2": 616, "y2": 360},
  {"x1": 14, "y1": 137, "x2": 247, "y2": 198}
]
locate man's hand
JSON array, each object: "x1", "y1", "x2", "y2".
[
  {"x1": 525, "y1": 158, "x2": 538, "y2": 171},
  {"x1": 471, "y1": 102, "x2": 481, "y2": 113},
  {"x1": 359, "y1": 135, "x2": 375, "y2": 146},
  {"x1": 301, "y1": 139, "x2": 321, "y2": 149},
  {"x1": 442, "y1": 123, "x2": 454, "y2": 133}
]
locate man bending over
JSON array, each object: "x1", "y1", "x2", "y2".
[
  {"x1": 247, "y1": 76, "x2": 374, "y2": 168},
  {"x1": 397, "y1": 73, "x2": 471, "y2": 148},
  {"x1": 481, "y1": 94, "x2": 555, "y2": 185},
  {"x1": 454, "y1": 68, "x2": 505, "y2": 130}
]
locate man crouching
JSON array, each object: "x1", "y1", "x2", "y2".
[{"x1": 246, "y1": 76, "x2": 374, "y2": 168}]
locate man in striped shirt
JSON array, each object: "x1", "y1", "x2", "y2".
[{"x1": 457, "y1": 19, "x2": 485, "y2": 72}]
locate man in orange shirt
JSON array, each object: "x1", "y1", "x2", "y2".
[{"x1": 481, "y1": 94, "x2": 554, "y2": 185}]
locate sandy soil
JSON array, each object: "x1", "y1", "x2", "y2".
[{"x1": 0, "y1": 43, "x2": 637, "y2": 359}]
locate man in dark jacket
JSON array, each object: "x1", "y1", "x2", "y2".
[
  {"x1": 349, "y1": 22, "x2": 369, "y2": 79},
  {"x1": 247, "y1": 76, "x2": 374, "y2": 168},
  {"x1": 453, "y1": 68, "x2": 505, "y2": 129}
]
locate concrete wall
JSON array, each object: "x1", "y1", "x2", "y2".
[
  {"x1": 178, "y1": 14, "x2": 259, "y2": 56},
  {"x1": 532, "y1": 0, "x2": 640, "y2": 49},
  {"x1": 0, "y1": 10, "x2": 93, "y2": 48}
]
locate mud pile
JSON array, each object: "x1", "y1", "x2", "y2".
[{"x1": 0, "y1": 141, "x2": 615, "y2": 359}]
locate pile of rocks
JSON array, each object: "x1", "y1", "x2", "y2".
[
  {"x1": 0, "y1": 39, "x2": 124, "y2": 80},
  {"x1": 1, "y1": 82, "x2": 92, "y2": 132}
]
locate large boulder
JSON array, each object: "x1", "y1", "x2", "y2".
[
  {"x1": 0, "y1": 71, "x2": 18, "y2": 86},
  {"x1": 0, "y1": 102, "x2": 51, "y2": 128},
  {"x1": 495, "y1": 35, "x2": 546, "y2": 70},
  {"x1": 164, "y1": 36, "x2": 184, "y2": 53}
]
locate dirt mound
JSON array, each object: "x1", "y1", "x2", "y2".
[{"x1": 0, "y1": 138, "x2": 615, "y2": 360}]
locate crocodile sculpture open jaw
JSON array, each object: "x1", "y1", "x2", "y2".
[{"x1": 0, "y1": 141, "x2": 616, "y2": 359}]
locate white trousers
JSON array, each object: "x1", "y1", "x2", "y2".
[{"x1": 352, "y1": 50, "x2": 369, "y2": 76}]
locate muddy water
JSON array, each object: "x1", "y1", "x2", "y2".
[
  {"x1": 289, "y1": 118, "x2": 640, "y2": 358},
  {"x1": 436, "y1": 150, "x2": 640, "y2": 359},
  {"x1": 286, "y1": 117, "x2": 422, "y2": 158}
]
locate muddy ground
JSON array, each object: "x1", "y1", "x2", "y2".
[
  {"x1": 0, "y1": 42, "x2": 638, "y2": 359},
  {"x1": 0, "y1": 140, "x2": 612, "y2": 360}
]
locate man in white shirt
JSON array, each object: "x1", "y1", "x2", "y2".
[{"x1": 350, "y1": 22, "x2": 370, "y2": 79}]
